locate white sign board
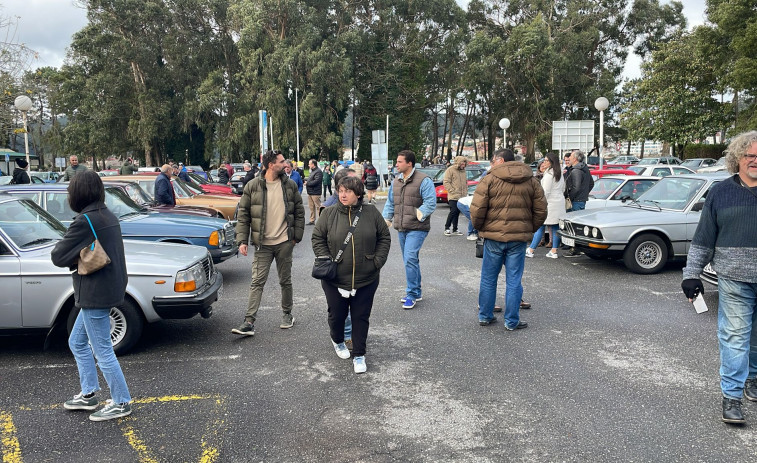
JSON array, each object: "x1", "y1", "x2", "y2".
[
  {"x1": 372, "y1": 130, "x2": 386, "y2": 144},
  {"x1": 258, "y1": 110, "x2": 268, "y2": 161},
  {"x1": 552, "y1": 120, "x2": 594, "y2": 152},
  {"x1": 55, "y1": 157, "x2": 66, "y2": 168},
  {"x1": 371, "y1": 143, "x2": 389, "y2": 189}
]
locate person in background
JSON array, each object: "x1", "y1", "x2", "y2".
[
  {"x1": 119, "y1": 158, "x2": 137, "y2": 175},
  {"x1": 232, "y1": 150, "x2": 305, "y2": 336},
  {"x1": 363, "y1": 161, "x2": 380, "y2": 204},
  {"x1": 351, "y1": 158, "x2": 364, "y2": 180},
  {"x1": 563, "y1": 150, "x2": 593, "y2": 257},
  {"x1": 11, "y1": 158, "x2": 30, "y2": 184},
  {"x1": 154, "y1": 164, "x2": 176, "y2": 206},
  {"x1": 224, "y1": 161, "x2": 234, "y2": 184},
  {"x1": 526, "y1": 152, "x2": 565, "y2": 259},
  {"x1": 177, "y1": 163, "x2": 191, "y2": 182},
  {"x1": 305, "y1": 159, "x2": 323, "y2": 225},
  {"x1": 681, "y1": 131, "x2": 757, "y2": 424},
  {"x1": 63, "y1": 155, "x2": 88, "y2": 181},
  {"x1": 443, "y1": 156, "x2": 468, "y2": 236},
  {"x1": 284, "y1": 160, "x2": 304, "y2": 193},
  {"x1": 312, "y1": 176, "x2": 391, "y2": 374},
  {"x1": 218, "y1": 160, "x2": 230, "y2": 185},
  {"x1": 242, "y1": 162, "x2": 256, "y2": 189},
  {"x1": 51, "y1": 170, "x2": 132, "y2": 422},
  {"x1": 382, "y1": 150, "x2": 437, "y2": 310},
  {"x1": 322, "y1": 164, "x2": 333, "y2": 200}
]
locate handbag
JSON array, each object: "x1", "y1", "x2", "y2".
[
  {"x1": 78, "y1": 214, "x2": 111, "y2": 275},
  {"x1": 565, "y1": 197, "x2": 573, "y2": 211},
  {"x1": 475, "y1": 237, "x2": 484, "y2": 258},
  {"x1": 312, "y1": 206, "x2": 362, "y2": 280}
]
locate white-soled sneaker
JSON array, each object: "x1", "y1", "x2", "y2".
[
  {"x1": 353, "y1": 356, "x2": 367, "y2": 374},
  {"x1": 546, "y1": 251, "x2": 558, "y2": 259},
  {"x1": 525, "y1": 248, "x2": 534, "y2": 258},
  {"x1": 332, "y1": 340, "x2": 351, "y2": 359}
]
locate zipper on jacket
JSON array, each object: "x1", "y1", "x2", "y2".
[{"x1": 349, "y1": 207, "x2": 355, "y2": 290}]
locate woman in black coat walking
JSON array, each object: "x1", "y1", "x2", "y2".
[{"x1": 51, "y1": 170, "x2": 132, "y2": 422}]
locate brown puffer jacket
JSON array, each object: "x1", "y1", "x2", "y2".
[{"x1": 470, "y1": 162, "x2": 547, "y2": 242}]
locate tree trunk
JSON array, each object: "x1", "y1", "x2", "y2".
[
  {"x1": 446, "y1": 98, "x2": 455, "y2": 161},
  {"x1": 640, "y1": 140, "x2": 645, "y2": 159},
  {"x1": 626, "y1": 140, "x2": 631, "y2": 156},
  {"x1": 439, "y1": 102, "x2": 448, "y2": 157},
  {"x1": 431, "y1": 107, "x2": 439, "y2": 156}
]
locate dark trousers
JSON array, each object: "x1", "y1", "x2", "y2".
[
  {"x1": 323, "y1": 184, "x2": 332, "y2": 198},
  {"x1": 445, "y1": 199, "x2": 460, "y2": 231},
  {"x1": 321, "y1": 278, "x2": 379, "y2": 357}
]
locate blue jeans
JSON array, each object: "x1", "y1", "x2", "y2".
[
  {"x1": 478, "y1": 239, "x2": 527, "y2": 328},
  {"x1": 569, "y1": 201, "x2": 586, "y2": 212},
  {"x1": 398, "y1": 230, "x2": 428, "y2": 300},
  {"x1": 345, "y1": 313, "x2": 352, "y2": 341},
  {"x1": 68, "y1": 308, "x2": 131, "y2": 404},
  {"x1": 529, "y1": 224, "x2": 561, "y2": 249},
  {"x1": 717, "y1": 278, "x2": 757, "y2": 399},
  {"x1": 456, "y1": 201, "x2": 476, "y2": 235}
]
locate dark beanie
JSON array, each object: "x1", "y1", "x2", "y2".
[{"x1": 15, "y1": 158, "x2": 28, "y2": 168}]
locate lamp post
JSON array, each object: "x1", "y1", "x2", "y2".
[
  {"x1": 14, "y1": 95, "x2": 33, "y2": 168},
  {"x1": 594, "y1": 97, "x2": 609, "y2": 170},
  {"x1": 498, "y1": 118, "x2": 510, "y2": 150}
]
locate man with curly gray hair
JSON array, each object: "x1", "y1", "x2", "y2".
[{"x1": 682, "y1": 130, "x2": 757, "y2": 424}]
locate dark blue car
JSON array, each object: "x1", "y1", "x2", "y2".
[{"x1": 0, "y1": 184, "x2": 238, "y2": 264}]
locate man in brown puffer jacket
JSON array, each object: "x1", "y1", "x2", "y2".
[
  {"x1": 443, "y1": 156, "x2": 469, "y2": 236},
  {"x1": 470, "y1": 149, "x2": 547, "y2": 331}
]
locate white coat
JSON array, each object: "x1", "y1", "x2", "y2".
[{"x1": 541, "y1": 168, "x2": 566, "y2": 225}]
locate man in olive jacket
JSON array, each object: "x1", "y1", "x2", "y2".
[
  {"x1": 471, "y1": 149, "x2": 547, "y2": 331},
  {"x1": 232, "y1": 150, "x2": 305, "y2": 336}
]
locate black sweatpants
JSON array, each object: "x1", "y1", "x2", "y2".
[
  {"x1": 445, "y1": 199, "x2": 460, "y2": 231},
  {"x1": 321, "y1": 278, "x2": 379, "y2": 357}
]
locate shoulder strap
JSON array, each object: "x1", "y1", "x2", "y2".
[
  {"x1": 82, "y1": 214, "x2": 99, "y2": 251},
  {"x1": 334, "y1": 206, "x2": 362, "y2": 261}
]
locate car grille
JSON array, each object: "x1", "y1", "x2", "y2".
[
  {"x1": 223, "y1": 222, "x2": 236, "y2": 245},
  {"x1": 201, "y1": 254, "x2": 214, "y2": 282},
  {"x1": 563, "y1": 221, "x2": 594, "y2": 238}
]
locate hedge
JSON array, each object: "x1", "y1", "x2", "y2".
[{"x1": 682, "y1": 144, "x2": 727, "y2": 159}]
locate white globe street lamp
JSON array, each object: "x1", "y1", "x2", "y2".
[
  {"x1": 594, "y1": 97, "x2": 609, "y2": 169},
  {"x1": 14, "y1": 95, "x2": 33, "y2": 168},
  {"x1": 498, "y1": 118, "x2": 510, "y2": 149}
]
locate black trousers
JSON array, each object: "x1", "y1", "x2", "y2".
[
  {"x1": 323, "y1": 184, "x2": 332, "y2": 197},
  {"x1": 445, "y1": 199, "x2": 460, "y2": 231},
  {"x1": 321, "y1": 278, "x2": 379, "y2": 357}
]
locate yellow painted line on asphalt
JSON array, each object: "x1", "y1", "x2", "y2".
[
  {"x1": 120, "y1": 417, "x2": 159, "y2": 463},
  {"x1": 131, "y1": 394, "x2": 219, "y2": 405},
  {"x1": 0, "y1": 410, "x2": 22, "y2": 463},
  {"x1": 199, "y1": 397, "x2": 227, "y2": 463}
]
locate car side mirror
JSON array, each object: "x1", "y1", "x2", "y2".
[{"x1": 691, "y1": 201, "x2": 705, "y2": 212}]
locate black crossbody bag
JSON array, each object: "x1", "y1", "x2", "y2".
[{"x1": 312, "y1": 206, "x2": 362, "y2": 280}]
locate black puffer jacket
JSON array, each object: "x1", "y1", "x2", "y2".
[
  {"x1": 306, "y1": 166, "x2": 323, "y2": 196},
  {"x1": 51, "y1": 202, "x2": 128, "y2": 308},
  {"x1": 312, "y1": 201, "x2": 391, "y2": 290},
  {"x1": 565, "y1": 162, "x2": 593, "y2": 202}
]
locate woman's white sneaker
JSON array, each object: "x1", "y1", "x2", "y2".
[
  {"x1": 353, "y1": 356, "x2": 367, "y2": 374},
  {"x1": 525, "y1": 248, "x2": 534, "y2": 258},
  {"x1": 332, "y1": 340, "x2": 351, "y2": 359}
]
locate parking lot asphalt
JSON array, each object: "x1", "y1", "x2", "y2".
[{"x1": 1, "y1": 196, "x2": 755, "y2": 462}]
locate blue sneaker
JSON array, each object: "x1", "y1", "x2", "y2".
[
  {"x1": 400, "y1": 296, "x2": 422, "y2": 303},
  {"x1": 402, "y1": 298, "x2": 417, "y2": 309}
]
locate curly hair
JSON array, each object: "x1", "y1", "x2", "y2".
[{"x1": 724, "y1": 131, "x2": 757, "y2": 174}]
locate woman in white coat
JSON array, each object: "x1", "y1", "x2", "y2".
[{"x1": 526, "y1": 152, "x2": 566, "y2": 258}]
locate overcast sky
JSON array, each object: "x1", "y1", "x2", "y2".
[{"x1": 3, "y1": 0, "x2": 706, "y2": 77}]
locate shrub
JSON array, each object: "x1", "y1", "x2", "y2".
[{"x1": 682, "y1": 144, "x2": 727, "y2": 159}]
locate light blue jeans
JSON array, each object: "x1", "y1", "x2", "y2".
[
  {"x1": 398, "y1": 230, "x2": 428, "y2": 300},
  {"x1": 717, "y1": 278, "x2": 757, "y2": 399},
  {"x1": 456, "y1": 201, "x2": 476, "y2": 236},
  {"x1": 345, "y1": 313, "x2": 352, "y2": 341},
  {"x1": 569, "y1": 201, "x2": 586, "y2": 212},
  {"x1": 478, "y1": 239, "x2": 527, "y2": 328},
  {"x1": 478, "y1": 239, "x2": 526, "y2": 328},
  {"x1": 529, "y1": 224, "x2": 561, "y2": 250},
  {"x1": 69, "y1": 308, "x2": 131, "y2": 404}
]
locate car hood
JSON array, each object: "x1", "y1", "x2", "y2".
[
  {"x1": 119, "y1": 212, "x2": 227, "y2": 234},
  {"x1": 192, "y1": 194, "x2": 240, "y2": 203},
  {"x1": 565, "y1": 205, "x2": 686, "y2": 227},
  {"x1": 19, "y1": 240, "x2": 208, "y2": 275}
]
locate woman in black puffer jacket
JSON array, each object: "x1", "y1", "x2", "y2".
[{"x1": 312, "y1": 176, "x2": 391, "y2": 374}]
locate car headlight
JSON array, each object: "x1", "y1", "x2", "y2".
[
  {"x1": 209, "y1": 230, "x2": 224, "y2": 247},
  {"x1": 559, "y1": 220, "x2": 565, "y2": 230},
  {"x1": 175, "y1": 263, "x2": 207, "y2": 292},
  {"x1": 592, "y1": 227, "x2": 599, "y2": 238},
  {"x1": 583, "y1": 226, "x2": 590, "y2": 236}
]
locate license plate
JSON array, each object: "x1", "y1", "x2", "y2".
[{"x1": 562, "y1": 237, "x2": 575, "y2": 247}]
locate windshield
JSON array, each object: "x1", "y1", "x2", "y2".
[
  {"x1": 122, "y1": 183, "x2": 153, "y2": 204},
  {"x1": 104, "y1": 187, "x2": 145, "y2": 218},
  {"x1": 175, "y1": 177, "x2": 202, "y2": 196},
  {"x1": 681, "y1": 159, "x2": 701, "y2": 168},
  {"x1": 637, "y1": 158, "x2": 658, "y2": 165},
  {"x1": 628, "y1": 166, "x2": 646, "y2": 174},
  {"x1": 714, "y1": 157, "x2": 725, "y2": 166},
  {"x1": 0, "y1": 199, "x2": 66, "y2": 249},
  {"x1": 590, "y1": 178, "x2": 624, "y2": 199},
  {"x1": 188, "y1": 173, "x2": 208, "y2": 184},
  {"x1": 636, "y1": 177, "x2": 706, "y2": 210}
]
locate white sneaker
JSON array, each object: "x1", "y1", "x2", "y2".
[
  {"x1": 444, "y1": 229, "x2": 452, "y2": 236},
  {"x1": 332, "y1": 340, "x2": 351, "y2": 359},
  {"x1": 466, "y1": 234, "x2": 478, "y2": 241},
  {"x1": 353, "y1": 356, "x2": 367, "y2": 374},
  {"x1": 546, "y1": 251, "x2": 558, "y2": 259},
  {"x1": 525, "y1": 248, "x2": 534, "y2": 258}
]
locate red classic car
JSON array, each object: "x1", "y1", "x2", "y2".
[
  {"x1": 137, "y1": 172, "x2": 235, "y2": 196},
  {"x1": 436, "y1": 180, "x2": 479, "y2": 203}
]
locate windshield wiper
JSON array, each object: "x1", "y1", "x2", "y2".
[
  {"x1": 641, "y1": 200, "x2": 662, "y2": 211},
  {"x1": 22, "y1": 238, "x2": 56, "y2": 247},
  {"x1": 119, "y1": 211, "x2": 144, "y2": 219}
]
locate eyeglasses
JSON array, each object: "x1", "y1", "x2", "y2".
[{"x1": 744, "y1": 154, "x2": 757, "y2": 161}]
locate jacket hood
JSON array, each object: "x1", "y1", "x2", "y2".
[
  {"x1": 574, "y1": 162, "x2": 589, "y2": 173},
  {"x1": 454, "y1": 156, "x2": 467, "y2": 165},
  {"x1": 489, "y1": 161, "x2": 533, "y2": 184}
]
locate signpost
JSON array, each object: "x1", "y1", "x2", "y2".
[
  {"x1": 371, "y1": 130, "x2": 389, "y2": 190},
  {"x1": 258, "y1": 110, "x2": 269, "y2": 163},
  {"x1": 552, "y1": 120, "x2": 594, "y2": 160}
]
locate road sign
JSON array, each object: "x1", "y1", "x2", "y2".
[
  {"x1": 55, "y1": 157, "x2": 66, "y2": 168},
  {"x1": 552, "y1": 120, "x2": 594, "y2": 153}
]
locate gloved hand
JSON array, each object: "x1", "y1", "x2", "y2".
[{"x1": 681, "y1": 279, "x2": 704, "y2": 300}]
